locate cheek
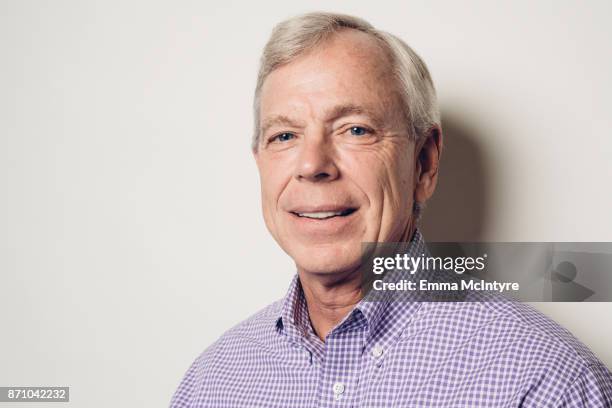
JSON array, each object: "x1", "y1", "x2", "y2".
[
  {"x1": 258, "y1": 155, "x2": 281, "y2": 193},
  {"x1": 383, "y1": 139, "x2": 415, "y2": 190},
  {"x1": 391, "y1": 154, "x2": 416, "y2": 200},
  {"x1": 257, "y1": 155, "x2": 293, "y2": 216},
  {"x1": 340, "y1": 141, "x2": 415, "y2": 228},
  {"x1": 389, "y1": 162, "x2": 415, "y2": 220},
  {"x1": 257, "y1": 167, "x2": 284, "y2": 241},
  {"x1": 346, "y1": 144, "x2": 414, "y2": 196}
]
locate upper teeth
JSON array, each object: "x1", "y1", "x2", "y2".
[{"x1": 297, "y1": 211, "x2": 343, "y2": 219}]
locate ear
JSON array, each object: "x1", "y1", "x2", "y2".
[{"x1": 414, "y1": 126, "x2": 443, "y2": 204}]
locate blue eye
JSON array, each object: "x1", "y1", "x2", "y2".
[
  {"x1": 349, "y1": 126, "x2": 369, "y2": 136},
  {"x1": 275, "y1": 132, "x2": 295, "y2": 142}
]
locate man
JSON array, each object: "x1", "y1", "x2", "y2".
[{"x1": 171, "y1": 12, "x2": 611, "y2": 407}]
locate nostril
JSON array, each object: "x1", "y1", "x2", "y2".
[{"x1": 314, "y1": 172, "x2": 330, "y2": 180}]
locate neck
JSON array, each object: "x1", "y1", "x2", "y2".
[
  {"x1": 298, "y1": 267, "x2": 363, "y2": 341},
  {"x1": 298, "y1": 224, "x2": 418, "y2": 341}
]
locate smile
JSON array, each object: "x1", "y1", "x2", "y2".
[{"x1": 291, "y1": 208, "x2": 357, "y2": 220}]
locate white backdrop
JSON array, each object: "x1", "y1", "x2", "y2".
[{"x1": 1, "y1": 1, "x2": 611, "y2": 407}]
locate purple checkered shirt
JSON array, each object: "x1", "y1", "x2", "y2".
[{"x1": 171, "y1": 231, "x2": 612, "y2": 407}]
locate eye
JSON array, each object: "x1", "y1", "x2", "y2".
[
  {"x1": 271, "y1": 132, "x2": 295, "y2": 143},
  {"x1": 349, "y1": 126, "x2": 370, "y2": 136}
]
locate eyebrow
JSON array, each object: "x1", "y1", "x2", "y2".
[
  {"x1": 259, "y1": 104, "x2": 385, "y2": 136},
  {"x1": 326, "y1": 104, "x2": 385, "y2": 128},
  {"x1": 260, "y1": 115, "x2": 306, "y2": 136}
]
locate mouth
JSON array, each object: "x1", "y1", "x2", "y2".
[{"x1": 290, "y1": 208, "x2": 357, "y2": 220}]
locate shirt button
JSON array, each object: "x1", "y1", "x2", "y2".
[
  {"x1": 372, "y1": 345, "x2": 384, "y2": 358},
  {"x1": 332, "y1": 382, "x2": 345, "y2": 395}
]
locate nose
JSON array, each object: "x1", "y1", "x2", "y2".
[{"x1": 294, "y1": 133, "x2": 339, "y2": 182}]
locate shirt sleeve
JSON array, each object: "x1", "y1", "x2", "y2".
[
  {"x1": 169, "y1": 336, "x2": 223, "y2": 408},
  {"x1": 169, "y1": 355, "x2": 201, "y2": 408},
  {"x1": 556, "y1": 364, "x2": 612, "y2": 407}
]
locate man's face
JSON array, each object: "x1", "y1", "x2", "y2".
[{"x1": 254, "y1": 30, "x2": 419, "y2": 276}]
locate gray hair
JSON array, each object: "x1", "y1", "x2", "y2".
[{"x1": 252, "y1": 11, "x2": 441, "y2": 150}]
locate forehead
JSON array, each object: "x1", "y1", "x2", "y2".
[{"x1": 259, "y1": 29, "x2": 400, "y2": 119}]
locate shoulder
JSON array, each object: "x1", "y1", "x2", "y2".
[
  {"x1": 170, "y1": 299, "x2": 284, "y2": 407},
  {"x1": 558, "y1": 363, "x2": 612, "y2": 407},
  {"x1": 216, "y1": 298, "x2": 284, "y2": 346},
  {"x1": 420, "y1": 291, "x2": 602, "y2": 366},
  {"x1": 478, "y1": 298, "x2": 601, "y2": 367},
  {"x1": 417, "y1": 297, "x2": 611, "y2": 405},
  {"x1": 197, "y1": 297, "x2": 284, "y2": 361}
]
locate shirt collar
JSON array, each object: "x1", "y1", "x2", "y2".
[
  {"x1": 277, "y1": 274, "x2": 309, "y2": 340},
  {"x1": 353, "y1": 229, "x2": 428, "y2": 336},
  {"x1": 276, "y1": 229, "x2": 428, "y2": 342}
]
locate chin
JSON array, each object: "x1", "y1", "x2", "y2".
[{"x1": 290, "y1": 242, "x2": 363, "y2": 276}]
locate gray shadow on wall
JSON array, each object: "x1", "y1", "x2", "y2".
[{"x1": 420, "y1": 110, "x2": 491, "y2": 242}]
